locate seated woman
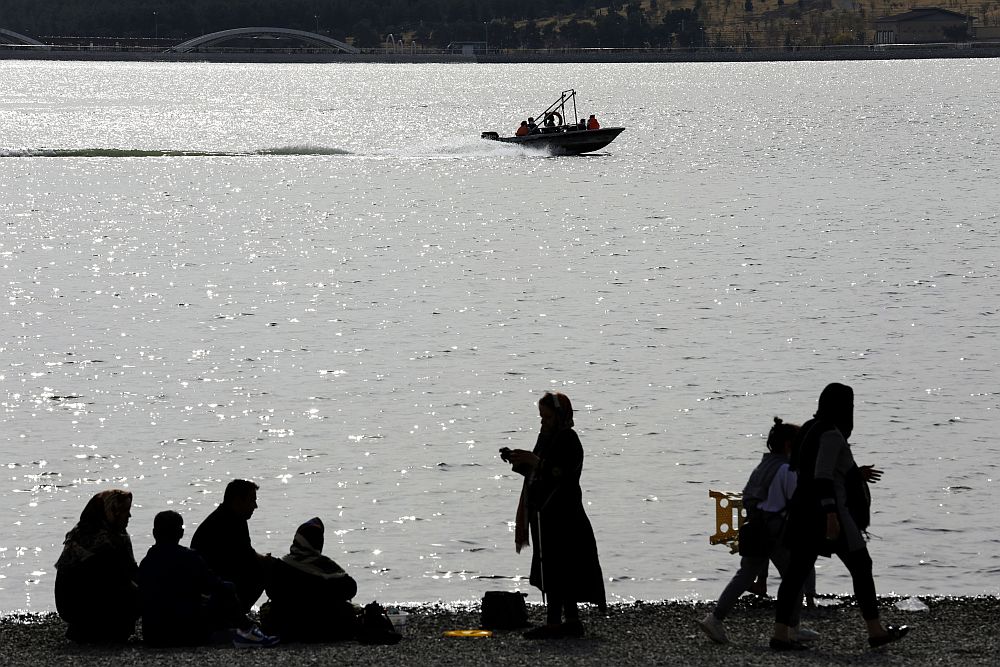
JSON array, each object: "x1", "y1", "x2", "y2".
[
  {"x1": 261, "y1": 517, "x2": 359, "y2": 642},
  {"x1": 54, "y1": 489, "x2": 140, "y2": 643}
]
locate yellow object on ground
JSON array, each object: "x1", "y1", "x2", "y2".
[{"x1": 443, "y1": 629, "x2": 494, "y2": 638}]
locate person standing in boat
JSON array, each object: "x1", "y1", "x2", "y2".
[
  {"x1": 504, "y1": 392, "x2": 606, "y2": 639},
  {"x1": 515, "y1": 120, "x2": 529, "y2": 137},
  {"x1": 587, "y1": 114, "x2": 600, "y2": 130}
]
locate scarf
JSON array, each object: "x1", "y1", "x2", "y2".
[
  {"x1": 55, "y1": 489, "x2": 135, "y2": 570},
  {"x1": 280, "y1": 517, "x2": 348, "y2": 580}
]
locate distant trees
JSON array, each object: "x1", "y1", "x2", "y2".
[
  {"x1": 0, "y1": 0, "x2": 712, "y2": 48},
  {"x1": 6, "y1": 0, "x2": 962, "y2": 48},
  {"x1": 660, "y1": 9, "x2": 707, "y2": 46}
]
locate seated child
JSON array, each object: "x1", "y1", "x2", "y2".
[{"x1": 139, "y1": 510, "x2": 278, "y2": 648}]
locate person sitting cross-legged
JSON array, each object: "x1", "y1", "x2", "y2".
[
  {"x1": 139, "y1": 510, "x2": 278, "y2": 648},
  {"x1": 191, "y1": 479, "x2": 273, "y2": 612},
  {"x1": 261, "y1": 517, "x2": 364, "y2": 642},
  {"x1": 54, "y1": 489, "x2": 140, "y2": 643}
]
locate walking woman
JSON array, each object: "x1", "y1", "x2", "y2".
[
  {"x1": 771, "y1": 383, "x2": 908, "y2": 650},
  {"x1": 504, "y1": 392, "x2": 606, "y2": 638}
]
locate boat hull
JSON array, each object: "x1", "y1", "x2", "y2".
[{"x1": 482, "y1": 127, "x2": 624, "y2": 155}]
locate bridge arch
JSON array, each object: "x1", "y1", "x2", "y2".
[
  {"x1": 170, "y1": 27, "x2": 359, "y2": 54},
  {"x1": 1, "y1": 28, "x2": 47, "y2": 47}
]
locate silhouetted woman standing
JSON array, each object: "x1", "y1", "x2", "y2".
[{"x1": 506, "y1": 392, "x2": 606, "y2": 639}]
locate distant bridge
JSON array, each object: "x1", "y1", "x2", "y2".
[
  {"x1": 170, "y1": 27, "x2": 359, "y2": 54},
  {"x1": 0, "y1": 28, "x2": 47, "y2": 48}
]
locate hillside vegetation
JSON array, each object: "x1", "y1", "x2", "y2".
[{"x1": 1, "y1": 0, "x2": 998, "y2": 48}]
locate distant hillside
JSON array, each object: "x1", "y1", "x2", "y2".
[{"x1": 1, "y1": 0, "x2": 997, "y2": 48}]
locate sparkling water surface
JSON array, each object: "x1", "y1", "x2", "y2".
[{"x1": 1, "y1": 59, "x2": 998, "y2": 612}]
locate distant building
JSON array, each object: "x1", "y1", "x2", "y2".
[
  {"x1": 874, "y1": 8, "x2": 973, "y2": 44},
  {"x1": 446, "y1": 41, "x2": 487, "y2": 55}
]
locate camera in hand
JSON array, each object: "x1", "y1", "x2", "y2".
[{"x1": 499, "y1": 447, "x2": 530, "y2": 475}]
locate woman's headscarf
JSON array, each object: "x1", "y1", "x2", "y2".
[
  {"x1": 539, "y1": 391, "x2": 574, "y2": 430},
  {"x1": 281, "y1": 517, "x2": 347, "y2": 580},
  {"x1": 816, "y1": 382, "x2": 854, "y2": 439},
  {"x1": 55, "y1": 489, "x2": 134, "y2": 570}
]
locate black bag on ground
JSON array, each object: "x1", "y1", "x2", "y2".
[
  {"x1": 480, "y1": 591, "x2": 529, "y2": 629},
  {"x1": 358, "y1": 601, "x2": 402, "y2": 645}
]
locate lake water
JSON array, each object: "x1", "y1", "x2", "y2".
[{"x1": 1, "y1": 59, "x2": 998, "y2": 613}]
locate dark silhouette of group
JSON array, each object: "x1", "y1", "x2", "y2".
[
  {"x1": 53, "y1": 479, "x2": 390, "y2": 647},
  {"x1": 512, "y1": 114, "x2": 601, "y2": 136},
  {"x1": 53, "y1": 384, "x2": 910, "y2": 653}
]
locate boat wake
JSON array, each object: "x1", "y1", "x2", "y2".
[
  {"x1": 0, "y1": 141, "x2": 549, "y2": 159},
  {"x1": 385, "y1": 135, "x2": 552, "y2": 159},
  {"x1": 254, "y1": 145, "x2": 353, "y2": 156},
  {"x1": 0, "y1": 145, "x2": 354, "y2": 158}
]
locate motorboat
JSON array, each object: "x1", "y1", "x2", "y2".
[{"x1": 481, "y1": 89, "x2": 624, "y2": 155}]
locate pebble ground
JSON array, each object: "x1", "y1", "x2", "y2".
[{"x1": 1, "y1": 596, "x2": 994, "y2": 666}]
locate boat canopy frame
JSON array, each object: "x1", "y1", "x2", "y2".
[{"x1": 533, "y1": 89, "x2": 580, "y2": 127}]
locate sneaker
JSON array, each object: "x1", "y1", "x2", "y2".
[
  {"x1": 868, "y1": 623, "x2": 909, "y2": 649},
  {"x1": 696, "y1": 614, "x2": 728, "y2": 644},
  {"x1": 790, "y1": 626, "x2": 820, "y2": 642},
  {"x1": 233, "y1": 626, "x2": 279, "y2": 648}
]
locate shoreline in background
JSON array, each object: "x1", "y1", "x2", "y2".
[
  {"x1": 2, "y1": 596, "x2": 996, "y2": 666},
  {"x1": 3, "y1": 43, "x2": 1000, "y2": 64}
]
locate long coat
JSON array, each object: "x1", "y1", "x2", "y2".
[
  {"x1": 527, "y1": 428, "x2": 606, "y2": 609},
  {"x1": 786, "y1": 418, "x2": 869, "y2": 557}
]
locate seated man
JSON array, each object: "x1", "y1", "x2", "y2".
[
  {"x1": 261, "y1": 517, "x2": 360, "y2": 642},
  {"x1": 515, "y1": 120, "x2": 529, "y2": 137},
  {"x1": 526, "y1": 117, "x2": 538, "y2": 134},
  {"x1": 587, "y1": 114, "x2": 601, "y2": 130},
  {"x1": 139, "y1": 510, "x2": 278, "y2": 648},
  {"x1": 191, "y1": 479, "x2": 271, "y2": 612}
]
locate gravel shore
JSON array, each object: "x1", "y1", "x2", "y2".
[{"x1": 2, "y1": 596, "x2": 995, "y2": 666}]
